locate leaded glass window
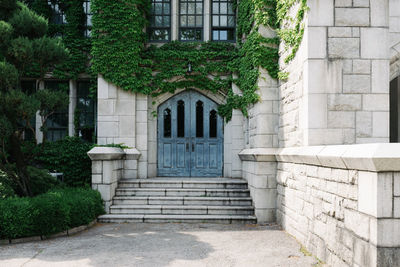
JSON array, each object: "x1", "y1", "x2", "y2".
[
  {"x1": 44, "y1": 81, "x2": 69, "y2": 142},
  {"x1": 77, "y1": 81, "x2": 95, "y2": 142},
  {"x1": 179, "y1": 0, "x2": 203, "y2": 41},
  {"x1": 211, "y1": 0, "x2": 235, "y2": 41},
  {"x1": 149, "y1": 0, "x2": 171, "y2": 41},
  {"x1": 47, "y1": 1, "x2": 66, "y2": 25}
]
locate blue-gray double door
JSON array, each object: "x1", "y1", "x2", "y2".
[{"x1": 157, "y1": 90, "x2": 223, "y2": 177}]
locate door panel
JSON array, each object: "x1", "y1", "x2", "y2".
[{"x1": 158, "y1": 90, "x2": 223, "y2": 177}]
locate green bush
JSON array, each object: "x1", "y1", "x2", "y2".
[
  {"x1": 0, "y1": 188, "x2": 104, "y2": 239},
  {"x1": 27, "y1": 166, "x2": 60, "y2": 196},
  {"x1": 35, "y1": 137, "x2": 93, "y2": 186},
  {"x1": 0, "y1": 170, "x2": 15, "y2": 199}
]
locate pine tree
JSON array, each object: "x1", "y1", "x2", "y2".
[{"x1": 0, "y1": 0, "x2": 69, "y2": 196}]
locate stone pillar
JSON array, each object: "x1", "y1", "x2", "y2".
[
  {"x1": 68, "y1": 80, "x2": 77, "y2": 137},
  {"x1": 136, "y1": 93, "x2": 148, "y2": 178},
  {"x1": 87, "y1": 147, "x2": 125, "y2": 212},
  {"x1": 239, "y1": 148, "x2": 278, "y2": 223},
  {"x1": 97, "y1": 75, "x2": 136, "y2": 147},
  {"x1": 123, "y1": 148, "x2": 141, "y2": 179}
]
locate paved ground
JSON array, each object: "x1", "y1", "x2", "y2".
[{"x1": 0, "y1": 223, "x2": 319, "y2": 267}]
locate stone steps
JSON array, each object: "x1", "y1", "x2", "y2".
[
  {"x1": 112, "y1": 196, "x2": 253, "y2": 206},
  {"x1": 98, "y1": 214, "x2": 257, "y2": 224},
  {"x1": 115, "y1": 188, "x2": 251, "y2": 197},
  {"x1": 109, "y1": 204, "x2": 255, "y2": 215},
  {"x1": 102, "y1": 178, "x2": 256, "y2": 223}
]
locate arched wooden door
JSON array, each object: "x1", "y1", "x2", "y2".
[{"x1": 157, "y1": 90, "x2": 223, "y2": 177}]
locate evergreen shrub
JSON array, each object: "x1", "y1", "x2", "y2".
[
  {"x1": 0, "y1": 187, "x2": 104, "y2": 239},
  {"x1": 35, "y1": 137, "x2": 93, "y2": 186}
]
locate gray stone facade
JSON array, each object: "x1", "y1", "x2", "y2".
[{"x1": 89, "y1": 0, "x2": 400, "y2": 265}]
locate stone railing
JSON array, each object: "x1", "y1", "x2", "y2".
[
  {"x1": 240, "y1": 144, "x2": 400, "y2": 267},
  {"x1": 87, "y1": 147, "x2": 140, "y2": 212}
]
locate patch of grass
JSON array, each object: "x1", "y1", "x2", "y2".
[{"x1": 300, "y1": 245, "x2": 324, "y2": 267}]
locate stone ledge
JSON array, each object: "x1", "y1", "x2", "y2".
[
  {"x1": 241, "y1": 144, "x2": 400, "y2": 172},
  {"x1": 124, "y1": 148, "x2": 141, "y2": 160},
  {"x1": 239, "y1": 148, "x2": 278, "y2": 162},
  {"x1": 87, "y1": 147, "x2": 125, "y2": 160}
]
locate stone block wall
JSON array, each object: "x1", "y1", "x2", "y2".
[
  {"x1": 390, "y1": 0, "x2": 400, "y2": 80},
  {"x1": 275, "y1": 144, "x2": 400, "y2": 267},
  {"x1": 279, "y1": 0, "x2": 393, "y2": 147},
  {"x1": 240, "y1": 149, "x2": 278, "y2": 223}
]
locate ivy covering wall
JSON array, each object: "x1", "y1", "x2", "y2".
[
  {"x1": 25, "y1": 0, "x2": 91, "y2": 79},
  {"x1": 91, "y1": 0, "x2": 307, "y2": 120}
]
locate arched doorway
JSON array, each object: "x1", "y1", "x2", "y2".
[{"x1": 157, "y1": 90, "x2": 224, "y2": 177}]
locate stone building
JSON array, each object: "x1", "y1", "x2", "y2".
[{"x1": 88, "y1": 0, "x2": 400, "y2": 266}]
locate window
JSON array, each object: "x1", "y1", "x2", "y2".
[
  {"x1": 44, "y1": 81, "x2": 69, "y2": 142},
  {"x1": 83, "y1": 0, "x2": 92, "y2": 37},
  {"x1": 179, "y1": 0, "x2": 203, "y2": 41},
  {"x1": 77, "y1": 81, "x2": 95, "y2": 142},
  {"x1": 20, "y1": 81, "x2": 37, "y2": 141},
  {"x1": 177, "y1": 100, "x2": 185, "y2": 137},
  {"x1": 163, "y1": 108, "x2": 171, "y2": 137},
  {"x1": 196, "y1": 100, "x2": 203, "y2": 137},
  {"x1": 211, "y1": 0, "x2": 235, "y2": 41},
  {"x1": 47, "y1": 1, "x2": 66, "y2": 25},
  {"x1": 209, "y1": 109, "x2": 217, "y2": 138},
  {"x1": 149, "y1": 0, "x2": 171, "y2": 41}
]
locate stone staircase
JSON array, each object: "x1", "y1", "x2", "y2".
[{"x1": 98, "y1": 178, "x2": 257, "y2": 224}]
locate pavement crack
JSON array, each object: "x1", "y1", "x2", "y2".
[{"x1": 21, "y1": 248, "x2": 44, "y2": 267}]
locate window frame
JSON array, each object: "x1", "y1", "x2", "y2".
[
  {"x1": 178, "y1": 0, "x2": 204, "y2": 42},
  {"x1": 210, "y1": 0, "x2": 236, "y2": 42},
  {"x1": 148, "y1": 0, "x2": 172, "y2": 43}
]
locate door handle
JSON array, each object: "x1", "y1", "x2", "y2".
[
  {"x1": 192, "y1": 143, "x2": 194, "y2": 152},
  {"x1": 186, "y1": 143, "x2": 189, "y2": 152}
]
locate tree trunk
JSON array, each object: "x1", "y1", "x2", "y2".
[{"x1": 9, "y1": 132, "x2": 32, "y2": 197}]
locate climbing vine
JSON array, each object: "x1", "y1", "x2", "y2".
[
  {"x1": 25, "y1": 0, "x2": 91, "y2": 79},
  {"x1": 91, "y1": 0, "x2": 307, "y2": 120}
]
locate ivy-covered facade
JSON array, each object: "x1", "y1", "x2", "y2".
[{"x1": 21, "y1": 0, "x2": 95, "y2": 142}]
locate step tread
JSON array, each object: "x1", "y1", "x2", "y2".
[
  {"x1": 113, "y1": 196, "x2": 253, "y2": 200},
  {"x1": 116, "y1": 188, "x2": 250, "y2": 192},
  {"x1": 99, "y1": 214, "x2": 257, "y2": 220},
  {"x1": 110, "y1": 205, "x2": 254, "y2": 210},
  {"x1": 120, "y1": 178, "x2": 247, "y2": 183}
]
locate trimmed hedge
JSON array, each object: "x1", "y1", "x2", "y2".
[
  {"x1": 0, "y1": 187, "x2": 104, "y2": 239},
  {"x1": 34, "y1": 137, "x2": 93, "y2": 187}
]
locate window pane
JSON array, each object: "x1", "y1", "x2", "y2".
[
  {"x1": 220, "y1": 15, "x2": 227, "y2": 26},
  {"x1": 188, "y1": 16, "x2": 195, "y2": 26},
  {"x1": 220, "y1": 30, "x2": 227, "y2": 40},
  {"x1": 227, "y1": 29, "x2": 235, "y2": 40},
  {"x1": 213, "y1": 30, "x2": 219, "y2": 40},
  {"x1": 228, "y1": 16, "x2": 235, "y2": 27},
  {"x1": 155, "y1": 3, "x2": 162, "y2": 14},
  {"x1": 164, "y1": 16, "x2": 170, "y2": 26},
  {"x1": 210, "y1": 110, "x2": 217, "y2": 138},
  {"x1": 196, "y1": 101, "x2": 203, "y2": 138},
  {"x1": 212, "y1": 15, "x2": 219, "y2": 26},
  {"x1": 228, "y1": 3, "x2": 234, "y2": 14},
  {"x1": 164, "y1": 108, "x2": 171, "y2": 138},
  {"x1": 164, "y1": 3, "x2": 170, "y2": 14},
  {"x1": 180, "y1": 16, "x2": 187, "y2": 26},
  {"x1": 177, "y1": 100, "x2": 185, "y2": 137},
  {"x1": 196, "y1": 3, "x2": 202, "y2": 14},
  {"x1": 196, "y1": 16, "x2": 202, "y2": 26},
  {"x1": 155, "y1": 16, "x2": 163, "y2": 26},
  {"x1": 188, "y1": 3, "x2": 195, "y2": 14},
  {"x1": 220, "y1": 3, "x2": 227, "y2": 13},
  {"x1": 212, "y1": 3, "x2": 219, "y2": 13},
  {"x1": 180, "y1": 29, "x2": 202, "y2": 41},
  {"x1": 180, "y1": 3, "x2": 187, "y2": 14}
]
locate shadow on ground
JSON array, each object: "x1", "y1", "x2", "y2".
[{"x1": 0, "y1": 223, "x2": 318, "y2": 267}]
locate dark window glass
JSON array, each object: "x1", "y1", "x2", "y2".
[
  {"x1": 163, "y1": 108, "x2": 171, "y2": 138},
  {"x1": 179, "y1": 0, "x2": 203, "y2": 41},
  {"x1": 83, "y1": 0, "x2": 92, "y2": 37},
  {"x1": 77, "y1": 81, "x2": 95, "y2": 142},
  {"x1": 196, "y1": 100, "x2": 203, "y2": 137},
  {"x1": 149, "y1": 0, "x2": 171, "y2": 41},
  {"x1": 209, "y1": 110, "x2": 217, "y2": 138},
  {"x1": 47, "y1": 1, "x2": 66, "y2": 25},
  {"x1": 211, "y1": 0, "x2": 235, "y2": 41},
  {"x1": 44, "y1": 81, "x2": 69, "y2": 142},
  {"x1": 177, "y1": 100, "x2": 185, "y2": 137}
]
